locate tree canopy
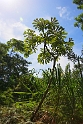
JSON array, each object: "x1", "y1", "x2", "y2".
[{"x1": 7, "y1": 17, "x2": 74, "y2": 66}]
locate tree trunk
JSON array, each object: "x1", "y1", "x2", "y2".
[
  {"x1": 30, "y1": 48, "x2": 56, "y2": 122},
  {"x1": 30, "y1": 63, "x2": 55, "y2": 121},
  {"x1": 30, "y1": 77, "x2": 52, "y2": 121}
]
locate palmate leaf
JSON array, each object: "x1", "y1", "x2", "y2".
[
  {"x1": 66, "y1": 41, "x2": 74, "y2": 47},
  {"x1": 38, "y1": 51, "x2": 51, "y2": 64},
  {"x1": 51, "y1": 17, "x2": 59, "y2": 26},
  {"x1": 24, "y1": 29, "x2": 41, "y2": 57},
  {"x1": 33, "y1": 18, "x2": 50, "y2": 32},
  {"x1": 74, "y1": 13, "x2": 83, "y2": 30}
]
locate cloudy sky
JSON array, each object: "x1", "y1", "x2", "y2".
[{"x1": 0, "y1": 0, "x2": 83, "y2": 75}]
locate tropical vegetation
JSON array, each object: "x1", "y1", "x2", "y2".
[{"x1": 0, "y1": 1, "x2": 83, "y2": 124}]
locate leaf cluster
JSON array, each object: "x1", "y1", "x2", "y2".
[{"x1": 73, "y1": 0, "x2": 83, "y2": 31}]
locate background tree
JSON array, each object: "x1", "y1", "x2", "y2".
[
  {"x1": 0, "y1": 42, "x2": 33, "y2": 105},
  {"x1": 73, "y1": 0, "x2": 83, "y2": 30}
]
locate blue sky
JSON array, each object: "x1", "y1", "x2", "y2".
[{"x1": 0, "y1": 0, "x2": 83, "y2": 75}]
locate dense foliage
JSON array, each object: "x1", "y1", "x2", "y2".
[
  {"x1": 0, "y1": 16, "x2": 83, "y2": 124},
  {"x1": 73, "y1": 0, "x2": 83, "y2": 30}
]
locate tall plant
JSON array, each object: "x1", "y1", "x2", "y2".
[{"x1": 7, "y1": 17, "x2": 74, "y2": 121}]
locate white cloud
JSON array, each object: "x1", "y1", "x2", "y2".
[
  {"x1": 57, "y1": 56, "x2": 74, "y2": 71},
  {"x1": 56, "y1": 7, "x2": 67, "y2": 17},
  {"x1": 0, "y1": 18, "x2": 28, "y2": 42},
  {"x1": 56, "y1": 6, "x2": 73, "y2": 20}
]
